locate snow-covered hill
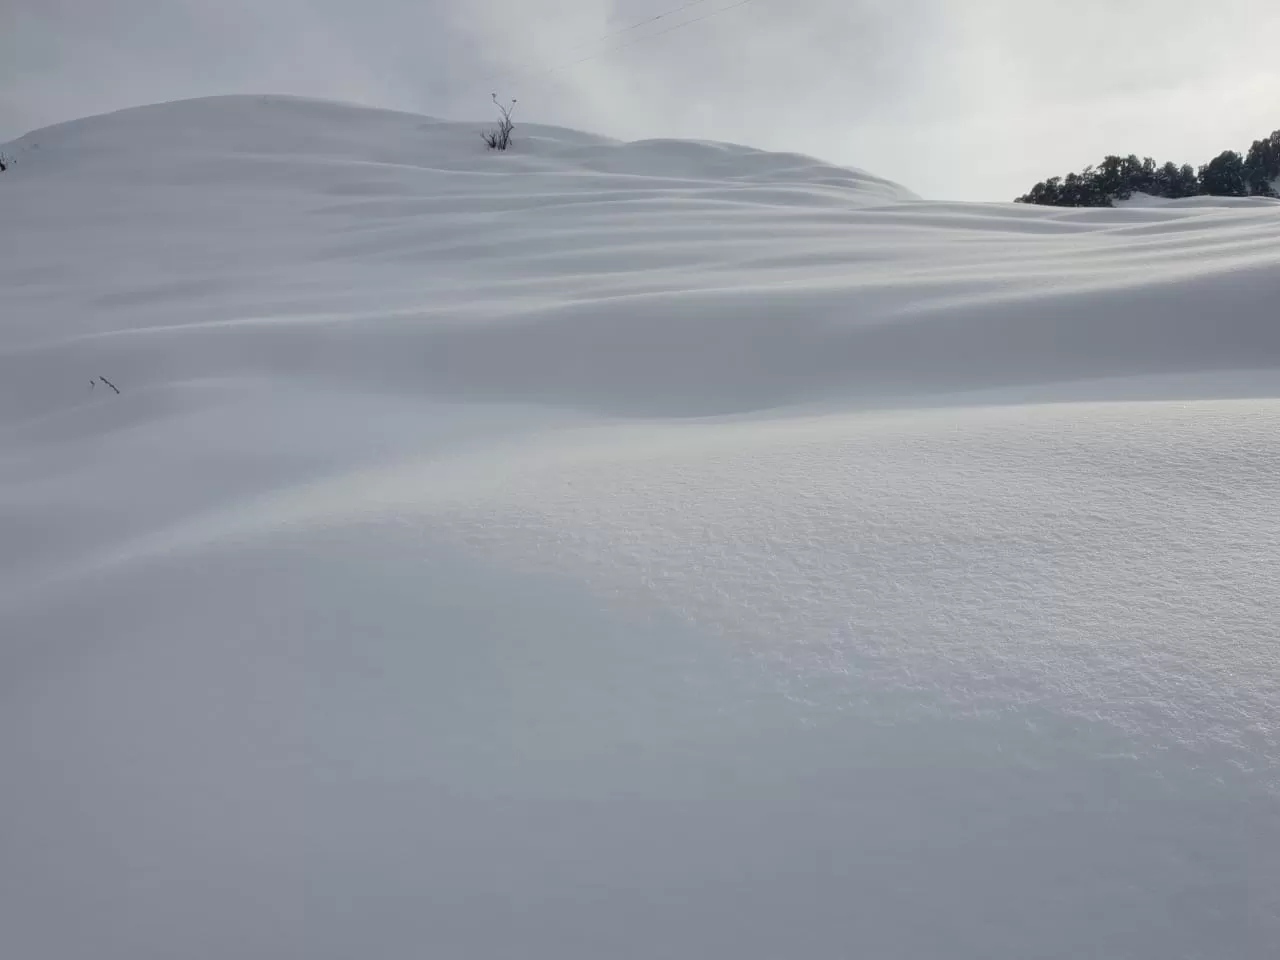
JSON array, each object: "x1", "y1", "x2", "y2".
[{"x1": 2, "y1": 96, "x2": 1278, "y2": 959}]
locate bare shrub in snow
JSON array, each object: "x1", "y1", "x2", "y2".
[{"x1": 482, "y1": 94, "x2": 517, "y2": 151}]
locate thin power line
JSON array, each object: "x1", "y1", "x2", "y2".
[
  {"x1": 545, "y1": 0, "x2": 764, "y2": 77},
  {"x1": 485, "y1": 0, "x2": 718, "y2": 90},
  {"x1": 498, "y1": 0, "x2": 767, "y2": 88},
  {"x1": 561, "y1": 0, "x2": 719, "y2": 54}
]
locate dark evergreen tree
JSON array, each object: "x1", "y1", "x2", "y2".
[
  {"x1": 1018, "y1": 154, "x2": 1175, "y2": 206},
  {"x1": 1243, "y1": 131, "x2": 1280, "y2": 196},
  {"x1": 1170, "y1": 164, "x2": 1200, "y2": 198},
  {"x1": 1061, "y1": 171, "x2": 1086, "y2": 206},
  {"x1": 1198, "y1": 150, "x2": 1248, "y2": 196},
  {"x1": 1095, "y1": 155, "x2": 1127, "y2": 201},
  {"x1": 1019, "y1": 176, "x2": 1064, "y2": 205},
  {"x1": 1015, "y1": 128, "x2": 1280, "y2": 205},
  {"x1": 1126, "y1": 156, "x2": 1158, "y2": 196}
]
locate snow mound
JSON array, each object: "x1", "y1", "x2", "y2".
[
  {"x1": 1120, "y1": 190, "x2": 1280, "y2": 209},
  {"x1": 4, "y1": 96, "x2": 1279, "y2": 423},
  {"x1": 3, "y1": 94, "x2": 914, "y2": 196},
  {"x1": 3, "y1": 97, "x2": 1279, "y2": 959}
]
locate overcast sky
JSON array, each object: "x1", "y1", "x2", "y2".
[{"x1": 3, "y1": 0, "x2": 1279, "y2": 199}]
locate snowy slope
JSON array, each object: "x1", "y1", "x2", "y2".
[{"x1": 2, "y1": 96, "x2": 1279, "y2": 959}]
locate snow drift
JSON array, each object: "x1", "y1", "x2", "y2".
[{"x1": 2, "y1": 96, "x2": 1278, "y2": 959}]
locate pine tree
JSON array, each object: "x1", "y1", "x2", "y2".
[
  {"x1": 1172, "y1": 164, "x2": 1201, "y2": 198},
  {"x1": 1198, "y1": 150, "x2": 1248, "y2": 196},
  {"x1": 1243, "y1": 131, "x2": 1280, "y2": 196},
  {"x1": 1095, "y1": 156, "x2": 1126, "y2": 201},
  {"x1": 1014, "y1": 129, "x2": 1280, "y2": 205}
]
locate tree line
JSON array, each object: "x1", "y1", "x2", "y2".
[{"x1": 1016, "y1": 129, "x2": 1280, "y2": 206}]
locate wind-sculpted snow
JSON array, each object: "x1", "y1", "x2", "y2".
[{"x1": 1, "y1": 96, "x2": 1277, "y2": 959}]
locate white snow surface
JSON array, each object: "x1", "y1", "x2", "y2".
[{"x1": 2, "y1": 95, "x2": 1279, "y2": 958}]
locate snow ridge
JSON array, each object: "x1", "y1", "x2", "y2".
[{"x1": 3, "y1": 96, "x2": 1279, "y2": 423}]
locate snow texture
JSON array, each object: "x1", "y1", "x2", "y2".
[{"x1": 2, "y1": 96, "x2": 1279, "y2": 959}]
